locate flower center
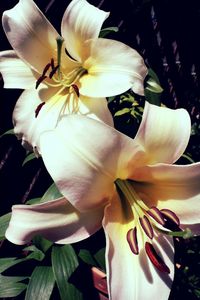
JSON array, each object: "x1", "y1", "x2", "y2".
[
  {"x1": 34, "y1": 36, "x2": 87, "y2": 117},
  {"x1": 115, "y1": 179, "x2": 181, "y2": 274}
]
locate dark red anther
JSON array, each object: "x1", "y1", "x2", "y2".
[
  {"x1": 127, "y1": 227, "x2": 139, "y2": 255},
  {"x1": 49, "y1": 65, "x2": 59, "y2": 79},
  {"x1": 51, "y1": 58, "x2": 55, "y2": 69},
  {"x1": 35, "y1": 75, "x2": 47, "y2": 89},
  {"x1": 160, "y1": 209, "x2": 180, "y2": 231},
  {"x1": 42, "y1": 63, "x2": 51, "y2": 76},
  {"x1": 72, "y1": 84, "x2": 80, "y2": 97},
  {"x1": 147, "y1": 206, "x2": 165, "y2": 226},
  {"x1": 139, "y1": 215, "x2": 154, "y2": 239},
  {"x1": 35, "y1": 102, "x2": 45, "y2": 118},
  {"x1": 145, "y1": 242, "x2": 170, "y2": 274}
]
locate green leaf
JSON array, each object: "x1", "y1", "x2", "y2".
[
  {"x1": 25, "y1": 197, "x2": 42, "y2": 205},
  {"x1": 0, "y1": 250, "x2": 44, "y2": 274},
  {"x1": 51, "y1": 245, "x2": 83, "y2": 300},
  {"x1": 22, "y1": 152, "x2": 36, "y2": 166},
  {"x1": 0, "y1": 274, "x2": 27, "y2": 298},
  {"x1": 0, "y1": 129, "x2": 14, "y2": 138},
  {"x1": 114, "y1": 107, "x2": 131, "y2": 117},
  {"x1": 41, "y1": 183, "x2": 62, "y2": 203},
  {"x1": 145, "y1": 68, "x2": 163, "y2": 106},
  {"x1": 32, "y1": 235, "x2": 53, "y2": 253},
  {"x1": 94, "y1": 248, "x2": 106, "y2": 272},
  {"x1": 146, "y1": 78, "x2": 163, "y2": 93},
  {"x1": 99, "y1": 26, "x2": 119, "y2": 38},
  {"x1": 22, "y1": 245, "x2": 45, "y2": 261},
  {"x1": 78, "y1": 249, "x2": 98, "y2": 267},
  {"x1": 0, "y1": 213, "x2": 11, "y2": 240},
  {"x1": 25, "y1": 266, "x2": 55, "y2": 300}
]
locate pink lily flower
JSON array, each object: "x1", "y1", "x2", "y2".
[
  {"x1": 0, "y1": 0, "x2": 147, "y2": 151},
  {"x1": 6, "y1": 102, "x2": 200, "y2": 300}
]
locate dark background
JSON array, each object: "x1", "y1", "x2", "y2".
[{"x1": 1, "y1": 1, "x2": 200, "y2": 299}]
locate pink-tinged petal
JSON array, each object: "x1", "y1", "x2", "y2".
[
  {"x1": 80, "y1": 38, "x2": 147, "y2": 97},
  {"x1": 2, "y1": 0, "x2": 59, "y2": 73},
  {"x1": 134, "y1": 101, "x2": 191, "y2": 164},
  {"x1": 38, "y1": 115, "x2": 144, "y2": 211},
  {"x1": 132, "y1": 162, "x2": 200, "y2": 225},
  {"x1": 5, "y1": 197, "x2": 104, "y2": 245},
  {"x1": 0, "y1": 50, "x2": 36, "y2": 89},
  {"x1": 61, "y1": 0, "x2": 109, "y2": 62},
  {"x1": 13, "y1": 85, "x2": 62, "y2": 150},
  {"x1": 13, "y1": 87, "x2": 113, "y2": 151},
  {"x1": 103, "y1": 194, "x2": 174, "y2": 300}
]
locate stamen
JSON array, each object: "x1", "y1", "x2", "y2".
[
  {"x1": 49, "y1": 65, "x2": 60, "y2": 79},
  {"x1": 145, "y1": 242, "x2": 170, "y2": 274},
  {"x1": 147, "y1": 207, "x2": 165, "y2": 226},
  {"x1": 35, "y1": 75, "x2": 47, "y2": 89},
  {"x1": 35, "y1": 102, "x2": 45, "y2": 118},
  {"x1": 56, "y1": 36, "x2": 64, "y2": 79},
  {"x1": 139, "y1": 215, "x2": 154, "y2": 239},
  {"x1": 160, "y1": 209, "x2": 180, "y2": 226},
  {"x1": 127, "y1": 227, "x2": 139, "y2": 255},
  {"x1": 42, "y1": 63, "x2": 51, "y2": 76},
  {"x1": 72, "y1": 84, "x2": 80, "y2": 97},
  {"x1": 51, "y1": 58, "x2": 55, "y2": 70}
]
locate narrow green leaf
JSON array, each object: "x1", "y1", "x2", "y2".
[
  {"x1": 22, "y1": 153, "x2": 36, "y2": 166},
  {"x1": 0, "y1": 129, "x2": 14, "y2": 138},
  {"x1": 94, "y1": 248, "x2": 106, "y2": 272},
  {"x1": 99, "y1": 26, "x2": 119, "y2": 38},
  {"x1": 114, "y1": 107, "x2": 131, "y2": 117},
  {"x1": 23, "y1": 245, "x2": 45, "y2": 261},
  {"x1": 52, "y1": 245, "x2": 83, "y2": 300},
  {"x1": 41, "y1": 183, "x2": 62, "y2": 203},
  {"x1": 0, "y1": 257, "x2": 18, "y2": 273},
  {"x1": 25, "y1": 266, "x2": 55, "y2": 300},
  {"x1": 32, "y1": 235, "x2": 53, "y2": 253},
  {"x1": 0, "y1": 212, "x2": 11, "y2": 240},
  {"x1": 0, "y1": 274, "x2": 27, "y2": 298},
  {"x1": 0, "y1": 250, "x2": 44, "y2": 274},
  {"x1": 78, "y1": 249, "x2": 98, "y2": 267}
]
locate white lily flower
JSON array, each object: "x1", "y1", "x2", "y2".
[
  {"x1": 0, "y1": 0, "x2": 147, "y2": 150},
  {"x1": 6, "y1": 102, "x2": 200, "y2": 300}
]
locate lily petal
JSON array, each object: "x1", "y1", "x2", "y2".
[
  {"x1": 13, "y1": 86, "x2": 113, "y2": 150},
  {"x1": 132, "y1": 162, "x2": 200, "y2": 226},
  {"x1": 0, "y1": 50, "x2": 36, "y2": 89},
  {"x1": 103, "y1": 193, "x2": 174, "y2": 300},
  {"x1": 5, "y1": 197, "x2": 104, "y2": 245},
  {"x1": 2, "y1": 0, "x2": 59, "y2": 73},
  {"x1": 134, "y1": 101, "x2": 191, "y2": 164},
  {"x1": 61, "y1": 0, "x2": 109, "y2": 62},
  {"x1": 38, "y1": 114, "x2": 144, "y2": 211},
  {"x1": 80, "y1": 38, "x2": 147, "y2": 97}
]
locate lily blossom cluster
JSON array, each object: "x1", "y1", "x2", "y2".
[
  {"x1": 5, "y1": 101, "x2": 200, "y2": 300},
  {"x1": 0, "y1": 0, "x2": 147, "y2": 152}
]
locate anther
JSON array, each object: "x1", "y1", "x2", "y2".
[
  {"x1": 147, "y1": 207, "x2": 165, "y2": 226},
  {"x1": 35, "y1": 102, "x2": 45, "y2": 118},
  {"x1": 49, "y1": 65, "x2": 59, "y2": 79},
  {"x1": 51, "y1": 58, "x2": 55, "y2": 70},
  {"x1": 42, "y1": 63, "x2": 51, "y2": 76},
  {"x1": 127, "y1": 227, "x2": 139, "y2": 255},
  {"x1": 35, "y1": 75, "x2": 47, "y2": 89},
  {"x1": 145, "y1": 242, "x2": 170, "y2": 274},
  {"x1": 72, "y1": 84, "x2": 80, "y2": 97},
  {"x1": 139, "y1": 215, "x2": 154, "y2": 239},
  {"x1": 160, "y1": 209, "x2": 180, "y2": 226}
]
